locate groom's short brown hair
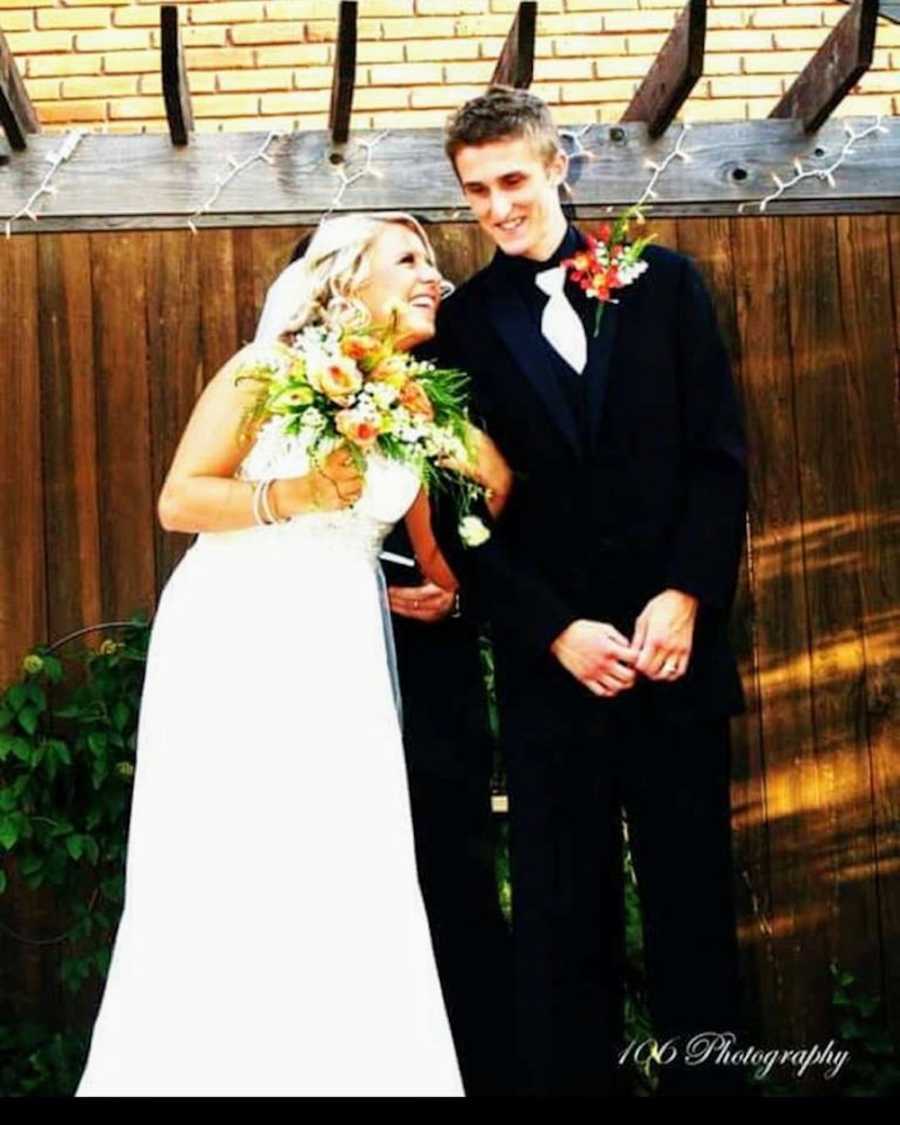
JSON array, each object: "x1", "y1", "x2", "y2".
[{"x1": 444, "y1": 85, "x2": 563, "y2": 171}]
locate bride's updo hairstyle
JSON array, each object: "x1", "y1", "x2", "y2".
[{"x1": 277, "y1": 212, "x2": 438, "y2": 340}]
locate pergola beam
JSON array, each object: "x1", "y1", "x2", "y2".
[
  {"x1": 619, "y1": 0, "x2": 707, "y2": 139},
  {"x1": 769, "y1": 0, "x2": 879, "y2": 133},
  {"x1": 491, "y1": 1, "x2": 537, "y2": 89},
  {"x1": 160, "y1": 5, "x2": 194, "y2": 147},
  {"x1": 2, "y1": 120, "x2": 897, "y2": 232},
  {"x1": 329, "y1": 1, "x2": 358, "y2": 151},
  {"x1": 0, "y1": 28, "x2": 40, "y2": 152}
]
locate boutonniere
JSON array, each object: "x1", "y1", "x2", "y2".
[{"x1": 561, "y1": 203, "x2": 657, "y2": 336}]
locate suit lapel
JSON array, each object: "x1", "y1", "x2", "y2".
[
  {"x1": 585, "y1": 296, "x2": 622, "y2": 444},
  {"x1": 484, "y1": 256, "x2": 584, "y2": 462}
]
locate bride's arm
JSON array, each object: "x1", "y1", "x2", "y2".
[
  {"x1": 404, "y1": 489, "x2": 459, "y2": 592},
  {"x1": 445, "y1": 426, "x2": 513, "y2": 519},
  {"x1": 157, "y1": 345, "x2": 361, "y2": 533}
]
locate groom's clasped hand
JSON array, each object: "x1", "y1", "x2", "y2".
[{"x1": 550, "y1": 587, "x2": 699, "y2": 697}]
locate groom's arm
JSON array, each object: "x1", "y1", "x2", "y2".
[
  {"x1": 663, "y1": 255, "x2": 748, "y2": 611},
  {"x1": 422, "y1": 304, "x2": 577, "y2": 660}
]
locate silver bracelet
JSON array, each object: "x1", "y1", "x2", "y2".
[
  {"x1": 251, "y1": 479, "x2": 268, "y2": 526},
  {"x1": 260, "y1": 478, "x2": 288, "y2": 525}
]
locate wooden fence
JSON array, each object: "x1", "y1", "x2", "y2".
[{"x1": 1, "y1": 214, "x2": 898, "y2": 1064}]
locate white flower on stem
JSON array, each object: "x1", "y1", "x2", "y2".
[
  {"x1": 299, "y1": 407, "x2": 327, "y2": 432},
  {"x1": 459, "y1": 515, "x2": 491, "y2": 547},
  {"x1": 371, "y1": 382, "x2": 399, "y2": 410}
]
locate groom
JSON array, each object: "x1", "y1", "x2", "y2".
[{"x1": 429, "y1": 86, "x2": 749, "y2": 1096}]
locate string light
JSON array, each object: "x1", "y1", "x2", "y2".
[
  {"x1": 738, "y1": 116, "x2": 890, "y2": 214},
  {"x1": 559, "y1": 124, "x2": 595, "y2": 162},
  {"x1": 323, "y1": 131, "x2": 390, "y2": 217},
  {"x1": 187, "y1": 130, "x2": 284, "y2": 234},
  {"x1": 636, "y1": 122, "x2": 693, "y2": 210},
  {"x1": 4, "y1": 130, "x2": 86, "y2": 239}
]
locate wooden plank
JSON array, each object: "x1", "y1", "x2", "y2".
[
  {"x1": 783, "y1": 215, "x2": 881, "y2": 1057},
  {"x1": 619, "y1": 0, "x2": 707, "y2": 139},
  {"x1": 0, "y1": 27, "x2": 39, "y2": 152},
  {"x1": 160, "y1": 4, "x2": 194, "y2": 148},
  {"x1": 36, "y1": 234, "x2": 103, "y2": 641},
  {"x1": 730, "y1": 215, "x2": 826, "y2": 1060},
  {"x1": 769, "y1": 0, "x2": 879, "y2": 132},
  {"x1": 328, "y1": 1, "x2": 357, "y2": 149},
  {"x1": 491, "y1": 2, "x2": 537, "y2": 89},
  {"x1": 421, "y1": 222, "x2": 494, "y2": 289},
  {"x1": 144, "y1": 230, "x2": 201, "y2": 587},
  {"x1": 232, "y1": 225, "x2": 300, "y2": 348},
  {"x1": 196, "y1": 228, "x2": 241, "y2": 379},
  {"x1": 0, "y1": 234, "x2": 51, "y2": 1024},
  {"x1": 0, "y1": 234, "x2": 45, "y2": 681},
  {"x1": 2, "y1": 198, "x2": 899, "y2": 234},
  {"x1": 676, "y1": 218, "x2": 774, "y2": 1042},
  {"x1": 834, "y1": 213, "x2": 900, "y2": 1039},
  {"x1": 88, "y1": 233, "x2": 157, "y2": 621},
  {"x1": 1, "y1": 122, "x2": 899, "y2": 230}
]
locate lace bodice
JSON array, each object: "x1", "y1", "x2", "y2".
[{"x1": 191, "y1": 417, "x2": 420, "y2": 568}]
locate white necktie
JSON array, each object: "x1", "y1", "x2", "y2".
[{"x1": 535, "y1": 265, "x2": 588, "y2": 375}]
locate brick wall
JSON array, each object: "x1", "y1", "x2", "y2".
[{"x1": 2, "y1": 0, "x2": 898, "y2": 133}]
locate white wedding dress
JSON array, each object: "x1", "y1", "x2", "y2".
[{"x1": 75, "y1": 418, "x2": 464, "y2": 1097}]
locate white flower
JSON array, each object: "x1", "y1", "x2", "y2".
[
  {"x1": 299, "y1": 407, "x2": 327, "y2": 432},
  {"x1": 371, "y1": 382, "x2": 399, "y2": 409},
  {"x1": 459, "y1": 516, "x2": 491, "y2": 548}
]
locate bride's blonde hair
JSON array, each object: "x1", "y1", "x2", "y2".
[{"x1": 278, "y1": 212, "x2": 440, "y2": 339}]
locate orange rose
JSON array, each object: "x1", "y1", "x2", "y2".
[
  {"x1": 369, "y1": 354, "x2": 410, "y2": 390},
  {"x1": 340, "y1": 334, "x2": 381, "y2": 362},
  {"x1": 399, "y1": 379, "x2": 435, "y2": 421},
  {"x1": 335, "y1": 410, "x2": 380, "y2": 450},
  {"x1": 308, "y1": 354, "x2": 363, "y2": 403}
]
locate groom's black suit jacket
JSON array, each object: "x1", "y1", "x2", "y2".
[{"x1": 429, "y1": 228, "x2": 748, "y2": 735}]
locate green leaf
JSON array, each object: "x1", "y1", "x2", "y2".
[
  {"x1": 0, "y1": 705, "x2": 13, "y2": 730},
  {"x1": 23, "y1": 682, "x2": 46, "y2": 709},
  {"x1": 82, "y1": 836, "x2": 99, "y2": 865},
  {"x1": 18, "y1": 706, "x2": 39, "y2": 736},
  {"x1": 0, "y1": 817, "x2": 20, "y2": 850},
  {"x1": 65, "y1": 835, "x2": 84, "y2": 861},
  {"x1": 11, "y1": 736, "x2": 32, "y2": 763},
  {"x1": 19, "y1": 854, "x2": 43, "y2": 877},
  {"x1": 87, "y1": 732, "x2": 108, "y2": 756},
  {"x1": 47, "y1": 739, "x2": 71, "y2": 767},
  {"x1": 6, "y1": 684, "x2": 28, "y2": 713},
  {"x1": 112, "y1": 701, "x2": 130, "y2": 732},
  {"x1": 839, "y1": 1016, "x2": 864, "y2": 1040},
  {"x1": 42, "y1": 655, "x2": 64, "y2": 684},
  {"x1": 0, "y1": 869, "x2": 6, "y2": 894}
]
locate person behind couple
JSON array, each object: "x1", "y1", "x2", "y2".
[
  {"x1": 428, "y1": 86, "x2": 750, "y2": 1096},
  {"x1": 74, "y1": 211, "x2": 509, "y2": 1097}
]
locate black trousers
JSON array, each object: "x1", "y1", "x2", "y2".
[
  {"x1": 392, "y1": 612, "x2": 515, "y2": 1097},
  {"x1": 504, "y1": 683, "x2": 747, "y2": 1096}
]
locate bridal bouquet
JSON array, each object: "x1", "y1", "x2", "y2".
[{"x1": 233, "y1": 313, "x2": 491, "y2": 546}]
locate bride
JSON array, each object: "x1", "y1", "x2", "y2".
[{"x1": 75, "y1": 213, "x2": 510, "y2": 1097}]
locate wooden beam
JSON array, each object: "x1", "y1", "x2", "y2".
[
  {"x1": 0, "y1": 28, "x2": 40, "y2": 152},
  {"x1": 619, "y1": 0, "x2": 706, "y2": 139},
  {"x1": 160, "y1": 4, "x2": 194, "y2": 147},
  {"x1": 0, "y1": 121, "x2": 898, "y2": 232},
  {"x1": 329, "y1": 1, "x2": 358, "y2": 150},
  {"x1": 491, "y1": 1, "x2": 537, "y2": 89},
  {"x1": 769, "y1": 0, "x2": 879, "y2": 133}
]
